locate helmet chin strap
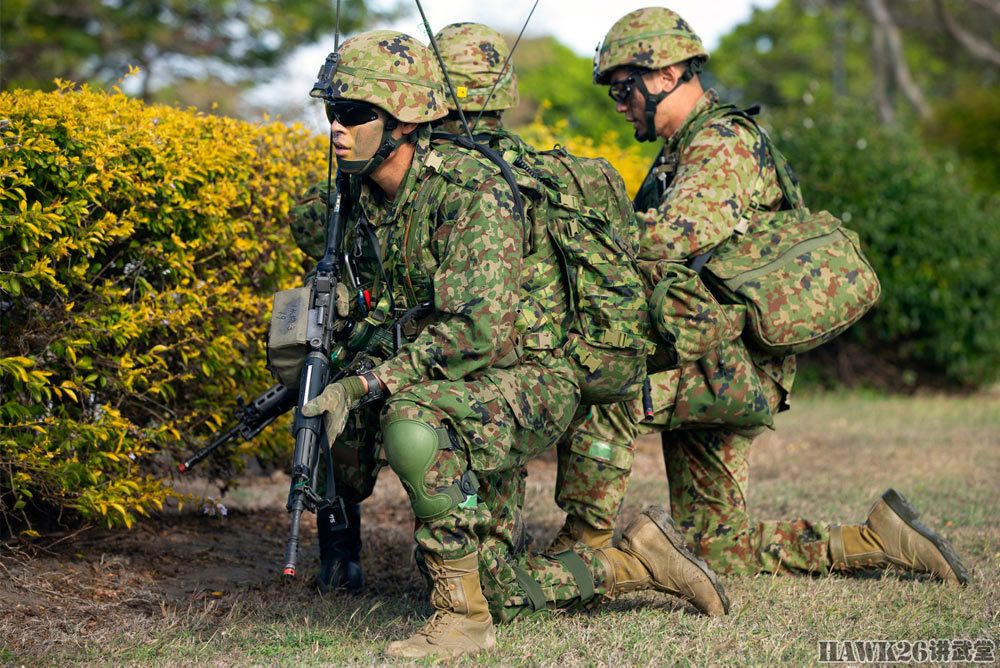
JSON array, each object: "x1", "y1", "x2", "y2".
[
  {"x1": 632, "y1": 68, "x2": 696, "y2": 143},
  {"x1": 338, "y1": 117, "x2": 406, "y2": 175}
]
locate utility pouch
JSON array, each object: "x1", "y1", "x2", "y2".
[
  {"x1": 703, "y1": 209, "x2": 881, "y2": 355},
  {"x1": 267, "y1": 286, "x2": 313, "y2": 388},
  {"x1": 644, "y1": 260, "x2": 737, "y2": 373}
]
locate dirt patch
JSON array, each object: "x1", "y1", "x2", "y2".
[{"x1": 0, "y1": 458, "x2": 429, "y2": 661}]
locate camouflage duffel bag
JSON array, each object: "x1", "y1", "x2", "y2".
[{"x1": 701, "y1": 208, "x2": 881, "y2": 355}]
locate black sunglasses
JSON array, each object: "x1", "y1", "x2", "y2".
[
  {"x1": 325, "y1": 100, "x2": 381, "y2": 126},
  {"x1": 608, "y1": 70, "x2": 643, "y2": 104}
]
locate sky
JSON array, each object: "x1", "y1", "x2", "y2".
[
  {"x1": 371, "y1": 0, "x2": 781, "y2": 58},
  {"x1": 251, "y1": 0, "x2": 780, "y2": 127}
]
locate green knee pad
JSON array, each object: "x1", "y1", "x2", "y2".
[{"x1": 382, "y1": 418, "x2": 478, "y2": 520}]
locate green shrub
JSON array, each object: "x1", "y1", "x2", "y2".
[
  {"x1": 925, "y1": 86, "x2": 1000, "y2": 195},
  {"x1": 0, "y1": 80, "x2": 324, "y2": 534},
  {"x1": 770, "y1": 105, "x2": 1000, "y2": 386}
]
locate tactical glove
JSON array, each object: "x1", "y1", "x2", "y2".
[{"x1": 300, "y1": 376, "x2": 368, "y2": 444}]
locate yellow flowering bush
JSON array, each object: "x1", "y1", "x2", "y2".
[
  {"x1": 0, "y1": 81, "x2": 325, "y2": 533},
  {"x1": 516, "y1": 102, "x2": 650, "y2": 198}
]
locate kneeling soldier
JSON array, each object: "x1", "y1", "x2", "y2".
[{"x1": 300, "y1": 30, "x2": 727, "y2": 660}]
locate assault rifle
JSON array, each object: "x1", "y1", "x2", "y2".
[
  {"x1": 278, "y1": 160, "x2": 351, "y2": 578},
  {"x1": 177, "y1": 383, "x2": 296, "y2": 472}
]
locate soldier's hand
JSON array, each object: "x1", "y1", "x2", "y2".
[{"x1": 300, "y1": 376, "x2": 367, "y2": 444}]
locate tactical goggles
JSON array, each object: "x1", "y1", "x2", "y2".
[
  {"x1": 607, "y1": 69, "x2": 644, "y2": 104},
  {"x1": 325, "y1": 100, "x2": 381, "y2": 126}
]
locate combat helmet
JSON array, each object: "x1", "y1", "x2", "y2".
[
  {"x1": 433, "y1": 22, "x2": 519, "y2": 112},
  {"x1": 309, "y1": 30, "x2": 448, "y2": 173},
  {"x1": 593, "y1": 7, "x2": 708, "y2": 85},
  {"x1": 593, "y1": 8, "x2": 708, "y2": 142},
  {"x1": 311, "y1": 30, "x2": 449, "y2": 123}
]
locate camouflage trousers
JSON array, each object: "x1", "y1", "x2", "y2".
[
  {"x1": 556, "y1": 339, "x2": 832, "y2": 576},
  {"x1": 327, "y1": 357, "x2": 613, "y2": 616}
]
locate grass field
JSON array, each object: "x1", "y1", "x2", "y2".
[{"x1": 2, "y1": 391, "x2": 998, "y2": 665}]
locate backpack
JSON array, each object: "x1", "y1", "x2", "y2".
[
  {"x1": 429, "y1": 131, "x2": 654, "y2": 404},
  {"x1": 678, "y1": 105, "x2": 882, "y2": 355},
  {"x1": 511, "y1": 144, "x2": 654, "y2": 404}
]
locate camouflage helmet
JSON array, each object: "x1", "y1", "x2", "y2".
[
  {"x1": 593, "y1": 7, "x2": 709, "y2": 85},
  {"x1": 433, "y1": 22, "x2": 519, "y2": 112},
  {"x1": 310, "y1": 30, "x2": 448, "y2": 124}
]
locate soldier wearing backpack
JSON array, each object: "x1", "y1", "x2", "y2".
[
  {"x1": 300, "y1": 29, "x2": 728, "y2": 659},
  {"x1": 546, "y1": 6, "x2": 968, "y2": 587},
  {"x1": 292, "y1": 22, "x2": 655, "y2": 598}
]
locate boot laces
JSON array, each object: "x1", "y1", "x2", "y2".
[
  {"x1": 420, "y1": 560, "x2": 461, "y2": 640},
  {"x1": 547, "y1": 528, "x2": 578, "y2": 555},
  {"x1": 417, "y1": 610, "x2": 451, "y2": 640}
]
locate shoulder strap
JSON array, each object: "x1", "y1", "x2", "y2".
[
  {"x1": 429, "y1": 132, "x2": 527, "y2": 240},
  {"x1": 696, "y1": 105, "x2": 805, "y2": 215}
]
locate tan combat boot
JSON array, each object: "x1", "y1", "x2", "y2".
[
  {"x1": 546, "y1": 515, "x2": 614, "y2": 553},
  {"x1": 384, "y1": 552, "x2": 496, "y2": 659},
  {"x1": 596, "y1": 505, "x2": 729, "y2": 616},
  {"x1": 829, "y1": 489, "x2": 970, "y2": 585}
]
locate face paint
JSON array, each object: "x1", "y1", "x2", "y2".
[{"x1": 333, "y1": 113, "x2": 386, "y2": 173}]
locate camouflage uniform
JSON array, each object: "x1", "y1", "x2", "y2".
[
  {"x1": 303, "y1": 32, "x2": 681, "y2": 654},
  {"x1": 555, "y1": 8, "x2": 834, "y2": 576},
  {"x1": 300, "y1": 32, "x2": 735, "y2": 661},
  {"x1": 297, "y1": 118, "x2": 639, "y2": 593},
  {"x1": 548, "y1": 6, "x2": 970, "y2": 594}
]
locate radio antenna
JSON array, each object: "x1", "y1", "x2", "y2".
[
  {"x1": 334, "y1": 0, "x2": 342, "y2": 50},
  {"x1": 472, "y1": 0, "x2": 539, "y2": 133},
  {"x1": 414, "y1": 0, "x2": 475, "y2": 143}
]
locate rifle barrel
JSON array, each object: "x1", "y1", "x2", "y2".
[
  {"x1": 283, "y1": 500, "x2": 304, "y2": 577},
  {"x1": 178, "y1": 424, "x2": 242, "y2": 472}
]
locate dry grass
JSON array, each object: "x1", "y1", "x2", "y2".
[{"x1": 2, "y1": 391, "x2": 998, "y2": 666}]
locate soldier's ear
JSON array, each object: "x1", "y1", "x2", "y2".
[
  {"x1": 656, "y1": 65, "x2": 680, "y2": 91},
  {"x1": 394, "y1": 122, "x2": 419, "y2": 142}
]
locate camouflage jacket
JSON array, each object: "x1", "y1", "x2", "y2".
[
  {"x1": 348, "y1": 125, "x2": 526, "y2": 395},
  {"x1": 634, "y1": 89, "x2": 786, "y2": 262},
  {"x1": 635, "y1": 89, "x2": 796, "y2": 393}
]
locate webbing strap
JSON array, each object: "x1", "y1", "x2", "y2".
[
  {"x1": 554, "y1": 550, "x2": 595, "y2": 603},
  {"x1": 427, "y1": 132, "x2": 527, "y2": 239},
  {"x1": 513, "y1": 566, "x2": 548, "y2": 611},
  {"x1": 357, "y1": 215, "x2": 397, "y2": 316}
]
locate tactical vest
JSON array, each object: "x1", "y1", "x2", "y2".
[{"x1": 356, "y1": 138, "x2": 537, "y2": 367}]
